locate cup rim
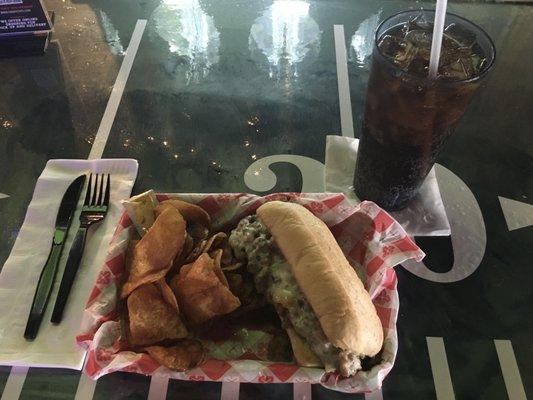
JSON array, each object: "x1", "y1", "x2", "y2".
[{"x1": 374, "y1": 9, "x2": 496, "y2": 85}]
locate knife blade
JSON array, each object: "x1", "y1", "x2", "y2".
[{"x1": 24, "y1": 174, "x2": 86, "y2": 340}]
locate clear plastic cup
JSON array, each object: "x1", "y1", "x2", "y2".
[{"x1": 353, "y1": 10, "x2": 496, "y2": 211}]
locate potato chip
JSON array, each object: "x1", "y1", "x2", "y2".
[
  {"x1": 173, "y1": 234, "x2": 194, "y2": 266},
  {"x1": 207, "y1": 249, "x2": 229, "y2": 288},
  {"x1": 122, "y1": 240, "x2": 139, "y2": 283},
  {"x1": 127, "y1": 283, "x2": 188, "y2": 346},
  {"x1": 221, "y1": 262, "x2": 243, "y2": 272},
  {"x1": 201, "y1": 233, "x2": 234, "y2": 268},
  {"x1": 180, "y1": 227, "x2": 218, "y2": 265},
  {"x1": 201, "y1": 232, "x2": 227, "y2": 254},
  {"x1": 171, "y1": 253, "x2": 240, "y2": 325},
  {"x1": 188, "y1": 222, "x2": 210, "y2": 241},
  {"x1": 121, "y1": 207, "x2": 186, "y2": 298},
  {"x1": 155, "y1": 278, "x2": 179, "y2": 312},
  {"x1": 183, "y1": 234, "x2": 194, "y2": 256},
  {"x1": 145, "y1": 339, "x2": 205, "y2": 371},
  {"x1": 210, "y1": 249, "x2": 223, "y2": 271},
  {"x1": 176, "y1": 260, "x2": 194, "y2": 278},
  {"x1": 155, "y1": 200, "x2": 211, "y2": 229},
  {"x1": 209, "y1": 249, "x2": 239, "y2": 272},
  {"x1": 183, "y1": 240, "x2": 205, "y2": 264},
  {"x1": 220, "y1": 243, "x2": 233, "y2": 266},
  {"x1": 121, "y1": 190, "x2": 159, "y2": 237}
]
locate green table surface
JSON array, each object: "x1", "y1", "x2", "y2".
[{"x1": 0, "y1": 0, "x2": 532, "y2": 399}]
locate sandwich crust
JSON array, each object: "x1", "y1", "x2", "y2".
[{"x1": 257, "y1": 201, "x2": 383, "y2": 357}]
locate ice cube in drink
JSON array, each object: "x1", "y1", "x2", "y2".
[{"x1": 377, "y1": 15, "x2": 487, "y2": 80}]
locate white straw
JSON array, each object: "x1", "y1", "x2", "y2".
[{"x1": 428, "y1": 0, "x2": 448, "y2": 79}]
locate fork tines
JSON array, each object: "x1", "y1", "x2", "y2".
[{"x1": 85, "y1": 173, "x2": 111, "y2": 207}]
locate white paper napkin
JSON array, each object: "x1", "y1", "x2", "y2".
[
  {"x1": 0, "y1": 159, "x2": 138, "y2": 370},
  {"x1": 325, "y1": 135, "x2": 450, "y2": 236}
]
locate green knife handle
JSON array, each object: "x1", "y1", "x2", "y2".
[
  {"x1": 24, "y1": 230, "x2": 65, "y2": 340},
  {"x1": 51, "y1": 227, "x2": 88, "y2": 324}
]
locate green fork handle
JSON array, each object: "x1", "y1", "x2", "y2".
[
  {"x1": 24, "y1": 230, "x2": 66, "y2": 340},
  {"x1": 50, "y1": 226, "x2": 88, "y2": 324}
]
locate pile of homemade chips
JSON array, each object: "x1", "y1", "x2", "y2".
[{"x1": 120, "y1": 193, "x2": 243, "y2": 371}]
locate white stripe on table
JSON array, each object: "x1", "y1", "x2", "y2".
[
  {"x1": 1, "y1": 366, "x2": 28, "y2": 400},
  {"x1": 498, "y1": 197, "x2": 533, "y2": 231},
  {"x1": 147, "y1": 374, "x2": 169, "y2": 400},
  {"x1": 333, "y1": 24, "x2": 354, "y2": 138},
  {"x1": 74, "y1": 373, "x2": 97, "y2": 400},
  {"x1": 494, "y1": 340, "x2": 527, "y2": 400},
  {"x1": 293, "y1": 382, "x2": 311, "y2": 400},
  {"x1": 88, "y1": 19, "x2": 147, "y2": 160},
  {"x1": 220, "y1": 382, "x2": 240, "y2": 400},
  {"x1": 365, "y1": 389, "x2": 384, "y2": 400},
  {"x1": 426, "y1": 337, "x2": 455, "y2": 400}
]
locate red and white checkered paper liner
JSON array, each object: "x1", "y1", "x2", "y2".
[{"x1": 77, "y1": 193, "x2": 424, "y2": 393}]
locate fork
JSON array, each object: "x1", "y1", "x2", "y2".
[{"x1": 51, "y1": 173, "x2": 110, "y2": 323}]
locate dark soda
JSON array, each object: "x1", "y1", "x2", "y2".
[{"x1": 353, "y1": 11, "x2": 495, "y2": 211}]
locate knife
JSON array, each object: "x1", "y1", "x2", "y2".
[{"x1": 24, "y1": 174, "x2": 86, "y2": 340}]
